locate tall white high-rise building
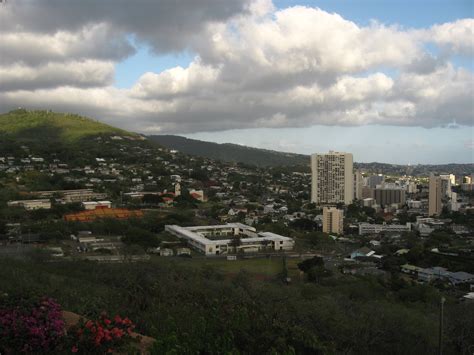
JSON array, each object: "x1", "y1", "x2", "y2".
[{"x1": 311, "y1": 151, "x2": 353, "y2": 205}]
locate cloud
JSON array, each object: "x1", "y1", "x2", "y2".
[
  {"x1": 0, "y1": 24, "x2": 135, "y2": 66},
  {"x1": 131, "y1": 60, "x2": 220, "y2": 99},
  {"x1": 0, "y1": 1, "x2": 472, "y2": 133},
  {"x1": 0, "y1": 60, "x2": 115, "y2": 91},
  {"x1": 426, "y1": 19, "x2": 474, "y2": 56},
  {"x1": 0, "y1": 0, "x2": 251, "y2": 53}
]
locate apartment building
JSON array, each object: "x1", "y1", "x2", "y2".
[
  {"x1": 311, "y1": 151, "x2": 353, "y2": 205},
  {"x1": 322, "y1": 207, "x2": 344, "y2": 234}
]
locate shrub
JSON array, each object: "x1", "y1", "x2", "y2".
[
  {"x1": 0, "y1": 296, "x2": 65, "y2": 353},
  {"x1": 68, "y1": 312, "x2": 138, "y2": 354}
]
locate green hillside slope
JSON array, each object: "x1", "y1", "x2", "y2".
[
  {"x1": 148, "y1": 135, "x2": 309, "y2": 167},
  {"x1": 0, "y1": 109, "x2": 135, "y2": 142}
]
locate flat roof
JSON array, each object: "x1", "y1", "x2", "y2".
[
  {"x1": 185, "y1": 223, "x2": 256, "y2": 232},
  {"x1": 166, "y1": 224, "x2": 292, "y2": 247},
  {"x1": 258, "y1": 231, "x2": 293, "y2": 241},
  {"x1": 167, "y1": 225, "x2": 220, "y2": 246},
  {"x1": 9, "y1": 199, "x2": 51, "y2": 203}
]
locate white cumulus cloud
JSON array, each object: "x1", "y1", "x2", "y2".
[{"x1": 0, "y1": 1, "x2": 472, "y2": 133}]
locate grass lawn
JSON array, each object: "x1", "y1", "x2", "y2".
[{"x1": 151, "y1": 255, "x2": 303, "y2": 278}]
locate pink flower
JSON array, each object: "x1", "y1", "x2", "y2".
[{"x1": 71, "y1": 345, "x2": 78, "y2": 353}]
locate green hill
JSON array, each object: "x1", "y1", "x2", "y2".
[
  {"x1": 0, "y1": 110, "x2": 149, "y2": 166},
  {"x1": 0, "y1": 109, "x2": 135, "y2": 143},
  {"x1": 148, "y1": 135, "x2": 309, "y2": 167}
]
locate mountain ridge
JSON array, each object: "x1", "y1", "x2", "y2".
[
  {"x1": 149, "y1": 134, "x2": 473, "y2": 174},
  {"x1": 0, "y1": 110, "x2": 471, "y2": 174},
  {"x1": 148, "y1": 134, "x2": 309, "y2": 167}
]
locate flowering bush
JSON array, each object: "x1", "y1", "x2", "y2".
[
  {"x1": 0, "y1": 294, "x2": 140, "y2": 354},
  {"x1": 68, "y1": 312, "x2": 138, "y2": 354},
  {"x1": 0, "y1": 296, "x2": 65, "y2": 353}
]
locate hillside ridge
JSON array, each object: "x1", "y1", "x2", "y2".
[
  {"x1": 0, "y1": 109, "x2": 136, "y2": 142},
  {"x1": 148, "y1": 134, "x2": 309, "y2": 167}
]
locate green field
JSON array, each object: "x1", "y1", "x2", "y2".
[{"x1": 161, "y1": 256, "x2": 301, "y2": 278}]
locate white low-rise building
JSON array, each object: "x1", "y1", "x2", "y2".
[
  {"x1": 407, "y1": 200, "x2": 422, "y2": 209},
  {"x1": 363, "y1": 198, "x2": 375, "y2": 207},
  {"x1": 359, "y1": 222, "x2": 411, "y2": 235},
  {"x1": 82, "y1": 201, "x2": 112, "y2": 210},
  {"x1": 165, "y1": 223, "x2": 295, "y2": 256},
  {"x1": 7, "y1": 199, "x2": 51, "y2": 210},
  {"x1": 33, "y1": 189, "x2": 107, "y2": 203}
]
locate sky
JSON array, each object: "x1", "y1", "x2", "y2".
[{"x1": 0, "y1": 0, "x2": 473, "y2": 164}]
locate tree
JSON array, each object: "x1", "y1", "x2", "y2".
[
  {"x1": 406, "y1": 244, "x2": 424, "y2": 264},
  {"x1": 298, "y1": 256, "x2": 324, "y2": 273},
  {"x1": 142, "y1": 194, "x2": 163, "y2": 205},
  {"x1": 122, "y1": 227, "x2": 160, "y2": 248},
  {"x1": 307, "y1": 265, "x2": 332, "y2": 283},
  {"x1": 229, "y1": 236, "x2": 242, "y2": 252},
  {"x1": 290, "y1": 218, "x2": 317, "y2": 231}
]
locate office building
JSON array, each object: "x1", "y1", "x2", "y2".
[
  {"x1": 440, "y1": 174, "x2": 455, "y2": 186},
  {"x1": 354, "y1": 170, "x2": 363, "y2": 200},
  {"x1": 429, "y1": 174, "x2": 442, "y2": 216},
  {"x1": 407, "y1": 182, "x2": 418, "y2": 194},
  {"x1": 373, "y1": 187, "x2": 406, "y2": 207},
  {"x1": 362, "y1": 186, "x2": 374, "y2": 199},
  {"x1": 440, "y1": 175, "x2": 453, "y2": 198},
  {"x1": 367, "y1": 175, "x2": 384, "y2": 188},
  {"x1": 323, "y1": 207, "x2": 344, "y2": 234},
  {"x1": 311, "y1": 151, "x2": 353, "y2": 205},
  {"x1": 359, "y1": 222, "x2": 411, "y2": 235}
]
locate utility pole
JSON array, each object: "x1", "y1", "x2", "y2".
[
  {"x1": 282, "y1": 256, "x2": 291, "y2": 284},
  {"x1": 438, "y1": 296, "x2": 445, "y2": 355}
]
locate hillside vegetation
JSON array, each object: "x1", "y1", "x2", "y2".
[
  {"x1": 0, "y1": 109, "x2": 135, "y2": 143},
  {"x1": 2, "y1": 257, "x2": 472, "y2": 354},
  {"x1": 149, "y1": 135, "x2": 309, "y2": 167}
]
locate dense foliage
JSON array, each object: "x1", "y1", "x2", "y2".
[{"x1": 1, "y1": 257, "x2": 472, "y2": 354}]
